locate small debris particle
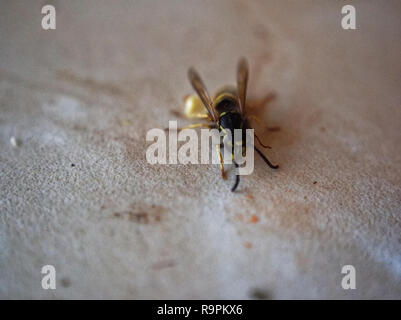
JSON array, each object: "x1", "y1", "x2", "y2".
[
  {"x1": 128, "y1": 212, "x2": 148, "y2": 224},
  {"x1": 152, "y1": 260, "x2": 175, "y2": 270},
  {"x1": 244, "y1": 242, "x2": 253, "y2": 249},
  {"x1": 60, "y1": 277, "x2": 71, "y2": 288},
  {"x1": 267, "y1": 126, "x2": 281, "y2": 132},
  {"x1": 250, "y1": 215, "x2": 259, "y2": 223},
  {"x1": 249, "y1": 288, "x2": 271, "y2": 300},
  {"x1": 71, "y1": 163, "x2": 75, "y2": 167},
  {"x1": 118, "y1": 118, "x2": 132, "y2": 126},
  {"x1": 313, "y1": 181, "x2": 317, "y2": 185},
  {"x1": 111, "y1": 204, "x2": 165, "y2": 224},
  {"x1": 10, "y1": 136, "x2": 19, "y2": 147},
  {"x1": 304, "y1": 196, "x2": 307, "y2": 200},
  {"x1": 247, "y1": 194, "x2": 254, "y2": 200}
]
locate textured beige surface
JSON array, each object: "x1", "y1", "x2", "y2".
[{"x1": 1, "y1": 0, "x2": 400, "y2": 299}]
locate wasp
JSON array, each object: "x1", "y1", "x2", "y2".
[{"x1": 171, "y1": 58, "x2": 279, "y2": 192}]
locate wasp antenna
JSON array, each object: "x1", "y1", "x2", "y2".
[
  {"x1": 231, "y1": 161, "x2": 240, "y2": 192},
  {"x1": 255, "y1": 147, "x2": 279, "y2": 169}
]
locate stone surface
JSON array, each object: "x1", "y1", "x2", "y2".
[{"x1": 0, "y1": 0, "x2": 400, "y2": 299}]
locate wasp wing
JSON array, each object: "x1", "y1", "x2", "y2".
[
  {"x1": 237, "y1": 57, "x2": 249, "y2": 116},
  {"x1": 188, "y1": 67, "x2": 218, "y2": 121}
]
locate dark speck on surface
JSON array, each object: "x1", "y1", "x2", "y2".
[
  {"x1": 267, "y1": 126, "x2": 281, "y2": 132},
  {"x1": 249, "y1": 288, "x2": 271, "y2": 300},
  {"x1": 60, "y1": 277, "x2": 71, "y2": 288},
  {"x1": 111, "y1": 204, "x2": 165, "y2": 224}
]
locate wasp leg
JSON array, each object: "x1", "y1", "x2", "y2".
[
  {"x1": 165, "y1": 123, "x2": 215, "y2": 132},
  {"x1": 247, "y1": 92, "x2": 276, "y2": 110},
  {"x1": 219, "y1": 141, "x2": 240, "y2": 191},
  {"x1": 254, "y1": 133, "x2": 271, "y2": 149},
  {"x1": 247, "y1": 114, "x2": 264, "y2": 126},
  {"x1": 247, "y1": 114, "x2": 278, "y2": 136},
  {"x1": 247, "y1": 115, "x2": 272, "y2": 148},
  {"x1": 178, "y1": 123, "x2": 215, "y2": 132},
  {"x1": 255, "y1": 146, "x2": 279, "y2": 169},
  {"x1": 170, "y1": 110, "x2": 210, "y2": 120},
  {"x1": 216, "y1": 144, "x2": 227, "y2": 180},
  {"x1": 231, "y1": 161, "x2": 240, "y2": 192}
]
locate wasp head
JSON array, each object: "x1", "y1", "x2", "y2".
[{"x1": 219, "y1": 111, "x2": 247, "y2": 157}]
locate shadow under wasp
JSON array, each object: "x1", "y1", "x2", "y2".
[{"x1": 168, "y1": 58, "x2": 279, "y2": 192}]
